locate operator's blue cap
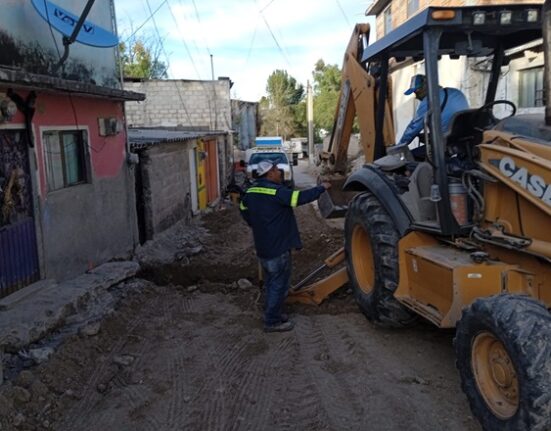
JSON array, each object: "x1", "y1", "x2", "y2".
[{"x1": 404, "y1": 74, "x2": 426, "y2": 95}]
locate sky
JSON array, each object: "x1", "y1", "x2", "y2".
[{"x1": 114, "y1": 0, "x2": 376, "y2": 102}]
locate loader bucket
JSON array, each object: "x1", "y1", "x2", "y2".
[{"x1": 318, "y1": 178, "x2": 357, "y2": 218}]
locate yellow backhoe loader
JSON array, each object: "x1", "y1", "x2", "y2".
[{"x1": 290, "y1": 2, "x2": 551, "y2": 430}]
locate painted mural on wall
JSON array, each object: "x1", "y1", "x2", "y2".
[
  {"x1": 0, "y1": 131, "x2": 32, "y2": 227},
  {"x1": 0, "y1": 0, "x2": 120, "y2": 88}
]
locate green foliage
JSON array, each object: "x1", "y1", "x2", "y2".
[
  {"x1": 312, "y1": 59, "x2": 341, "y2": 94},
  {"x1": 312, "y1": 59, "x2": 341, "y2": 132},
  {"x1": 260, "y1": 70, "x2": 304, "y2": 138},
  {"x1": 118, "y1": 36, "x2": 168, "y2": 79}
]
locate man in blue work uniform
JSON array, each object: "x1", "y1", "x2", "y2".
[
  {"x1": 398, "y1": 74, "x2": 469, "y2": 146},
  {"x1": 240, "y1": 160, "x2": 330, "y2": 333}
]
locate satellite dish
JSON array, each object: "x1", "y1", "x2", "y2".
[{"x1": 31, "y1": 0, "x2": 118, "y2": 48}]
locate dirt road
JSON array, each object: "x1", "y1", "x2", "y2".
[{"x1": 0, "y1": 204, "x2": 480, "y2": 430}]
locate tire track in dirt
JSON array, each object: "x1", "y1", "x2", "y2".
[
  {"x1": 172, "y1": 331, "x2": 258, "y2": 429},
  {"x1": 293, "y1": 315, "x2": 366, "y2": 430},
  {"x1": 165, "y1": 296, "x2": 250, "y2": 428},
  {"x1": 112, "y1": 297, "x2": 182, "y2": 431},
  {"x1": 325, "y1": 315, "x2": 477, "y2": 431},
  {"x1": 225, "y1": 336, "x2": 294, "y2": 431},
  {"x1": 320, "y1": 315, "x2": 428, "y2": 430},
  {"x1": 164, "y1": 294, "x2": 295, "y2": 430},
  {"x1": 268, "y1": 337, "x2": 331, "y2": 431}
]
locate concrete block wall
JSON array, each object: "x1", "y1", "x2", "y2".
[
  {"x1": 124, "y1": 79, "x2": 232, "y2": 131},
  {"x1": 140, "y1": 141, "x2": 193, "y2": 239}
]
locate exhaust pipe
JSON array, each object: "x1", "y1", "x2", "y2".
[{"x1": 545, "y1": 0, "x2": 551, "y2": 125}]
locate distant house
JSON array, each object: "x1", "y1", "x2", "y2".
[
  {"x1": 124, "y1": 79, "x2": 234, "y2": 238},
  {"x1": 231, "y1": 100, "x2": 259, "y2": 150},
  {"x1": 365, "y1": 0, "x2": 545, "y2": 140},
  {"x1": 0, "y1": 1, "x2": 144, "y2": 297}
]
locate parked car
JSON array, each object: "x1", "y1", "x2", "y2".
[{"x1": 245, "y1": 150, "x2": 294, "y2": 187}]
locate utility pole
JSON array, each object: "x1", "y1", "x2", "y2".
[
  {"x1": 307, "y1": 80, "x2": 314, "y2": 165},
  {"x1": 210, "y1": 54, "x2": 218, "y2": 130},
  {"x1": 210, "y1": 54, "x2": 215, "y2": 80}
]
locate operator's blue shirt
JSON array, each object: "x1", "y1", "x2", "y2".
[
  {"x1": 240, "y1": 178, "x2": 326, "y2": 259},
  {"x1": 398, "y1": 87, "x2": 469, "y2": 146}
]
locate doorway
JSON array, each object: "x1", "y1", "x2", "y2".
[{"x1": 0, "y1": 130, "x2": 39, "y2": 297}]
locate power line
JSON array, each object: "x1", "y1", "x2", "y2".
[
  {"x1": 260, "y1": 12, "x2": 291, "y2": 67},
  {"x1": 124, "y1": 0, "x2": 170, "y2": 43},
  {"x1": 250, "y1": 0, "x2": 291, "y2": 68},
  {"x1": 259, "y1": 0, "x2": 277, "y2": 13},
  {"x1": 244, "y1": 20, "x2": 259, "y2": 67},
  {"x1": 144, "y1": 0, "x2": 194, "y2": 126},
  {"x1": 335, "y1": 0, "x2": 351, "y2": 27},
  {"x1": 165, "y1": 0, "x2": 202, "y2": 79},
  {"x1": 166, "y1": 0, "x2": 217, "y2": 128},
  {"x1": 189, "y1": 0, "x2": 212, "y2": 56}
]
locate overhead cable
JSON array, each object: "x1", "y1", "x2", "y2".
[
  {"x1": 145, "y1": 0, "x2": 193, "y2": 125},
  {"x1": 335, "y1": 0, "x2": 351, "y2": 26},
  {"x1": 124, "y1": 0, "x2": 169, "y2": 43}
]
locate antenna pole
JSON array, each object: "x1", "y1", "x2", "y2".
[{"x1": 54, "y1": 0, "x2": 97, "y2": 72}]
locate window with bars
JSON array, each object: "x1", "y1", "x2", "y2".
[
  {"x1": 384, "y1": 5, "x2": 392, "y2": 35},
  {"x1": 43, "y1": 130, "x2": 89, "y2": 192},
  {"x1": 519, "y1": 67, "x2": 544, "y2": 108},
  {"x1": 407, "y1": 0, "x2": 419, "y2": 17}
]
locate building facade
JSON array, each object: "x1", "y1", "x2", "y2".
[
  {"x1": 129, "y1": 130, "x2": 229, "y2": 243},
  {"x1": 0, "y1": 1, "x2": 144, "y2": 296},
  {"x1": 231, "y1": 100, "x2": 259, "y2": 150},
  {"x1": 124, "y1": 79, "x2": 234, "y2": 237}
]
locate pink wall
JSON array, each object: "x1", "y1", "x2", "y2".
[{"x1": 5, "y1": 91, "x2": 127, "y2": 198}]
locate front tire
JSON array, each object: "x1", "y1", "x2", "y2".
[
  {"x1": 344, "y1": 192, "x2": 416, "y2": 327},
  {"x1": 454, "y1": 294, "x2": 551, "y2": 431}
]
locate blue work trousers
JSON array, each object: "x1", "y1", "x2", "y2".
[{"x1": 259, "y1": 250, "x2": 292, "y2": 326}]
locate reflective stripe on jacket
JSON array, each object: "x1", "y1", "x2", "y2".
[{"x1": 240, "y1": 178, "x2": 325, "y2": 259}]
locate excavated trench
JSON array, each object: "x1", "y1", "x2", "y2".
[{"x1": 140, "y1": 260, "x2": 259, "y2": 287}]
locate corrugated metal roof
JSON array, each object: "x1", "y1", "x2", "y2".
[{"x1": 128, "y1": 128, "x2": 227, "y2": 150}]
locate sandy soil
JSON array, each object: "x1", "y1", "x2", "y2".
[{"x1": 0, "y1": 204, "x2": 480, "y2": 431}]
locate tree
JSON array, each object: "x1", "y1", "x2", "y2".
[
  {"x1": 118, "y1": 35, "x2": 168, "y2": 79},
  {"x1": 312, "y1": 59, "x2": 341, "y2": 133},
  {"x1": 260, "y1": 70, "x2": 304, "y2": 138}
]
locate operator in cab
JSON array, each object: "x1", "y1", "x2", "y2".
[
  {"x1": 240, "y1": 160, "x2": 330, "y2": 333},
  {"x1": 398, "y1": 74, "x2": 469, "y2": 146}
]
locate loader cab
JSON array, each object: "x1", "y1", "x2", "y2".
[{"x1": 360, "y1": 4, "x2": 543, "y2": 237}]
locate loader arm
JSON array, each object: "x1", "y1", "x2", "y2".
[
  {"x1": 320, "y1": 23, "x2": 395, "y2": 174},
  {"x1": 292, "y1": 24, "x2": 398, "y2": 304}
]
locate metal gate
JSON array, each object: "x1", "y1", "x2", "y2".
[
  {"x1": 0, "y1": 217, "x2": 39, "y2": 296},
  {"x1": 0, "y1": 130, "x2": 39, "y2": 298}
]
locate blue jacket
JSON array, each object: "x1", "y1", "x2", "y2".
[
  {"x1": 240, "y1": 178, "x2": 326, "y2": 259},
  {"x1": 398, "y1": 87, "x2": 469, "y2": 146}
]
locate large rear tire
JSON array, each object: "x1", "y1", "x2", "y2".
[
  {"x1": 454, "y1": 294, "x2": 551, "y2": 431},
  {"x1": 344, "y1": 192, "x2": 416, "y2": 327}
]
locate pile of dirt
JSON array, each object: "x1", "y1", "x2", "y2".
[
  {"x1": 0, "y1": 279, "x2": 157, "y2": 430},
  {"x1": 140, "y1": 203, "x2": 355, "y2": 315}
]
